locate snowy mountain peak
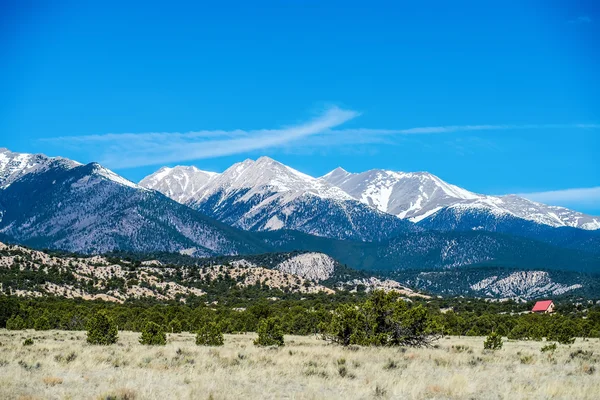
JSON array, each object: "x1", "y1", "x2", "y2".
[
  {"x1": 88, "y1": 163, "x2": 140, "y2": 189},
  {"x1": 321, "y1": 168, "x2": 480, "y2": 220},
  {"x1": 190, "y1": 157, "x2": 353, "y2": 203},
  {"x1": 141, "y1": 157, "x2": 598, "y2": 232},
  {"x1": 321, "y1": 167, "x2": 598, "y2": 230},
  {"x1": 140, "y1": 157, "x2": 414, "y2": 240},
  {"x1": 139, "y1": 165, "x2": 218, "y2": 203},
  {"x1": 0, "y1": 148, "x2": 79, "y2": 188},
  {"x1": 321, "y1": 166, "x2": 351, "y2": 182}
]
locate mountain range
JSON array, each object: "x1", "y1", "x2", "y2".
[
  {"x1": 141, "y1": 157, "x2": 600, "y2": 231},
  {"x1": 1, "y1": 147, "x2": 599, "y2": 297},
  {"x1": 140, "y1": 155, "x2": 600, "y2": 253}
]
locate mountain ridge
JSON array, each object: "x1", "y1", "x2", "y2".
[
  {"x1": 140, "y1": 156, "x2": 599, "y2": 234},
  {"x1": 0, "y1": 149, "x2": 269, "y2": 256},
  {"x1": 145, "y1": 156, "x2": 421, "y2": 241}
]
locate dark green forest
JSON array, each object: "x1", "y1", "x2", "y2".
[{"x1": 2, "y1": 291, "x2": 600, "y2": 340}]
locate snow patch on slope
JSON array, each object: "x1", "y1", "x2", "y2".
[
  {"x1": 139, "y1": 165, "x2": 218, "y2": 203},
  {"x1": 92, "y1": 164, "x2": 139, "y2": 189}
]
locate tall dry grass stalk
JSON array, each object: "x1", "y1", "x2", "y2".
[{"x1": 0, "y1": 330, "x2": 598, "y2": 399}]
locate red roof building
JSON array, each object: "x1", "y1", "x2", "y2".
[{"x1": 531, "y1": 300, "x2": 555, "y2": 314}]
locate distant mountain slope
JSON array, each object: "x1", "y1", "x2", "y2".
[
  {"x1": 390, "y1": 267, "x2": 600, "y2": 299},
  {"x1": 0, "y1": 243, "x2": 436, "y2": 301},
  {"x1": 142, "y1": 157, "x2": 419, "y2": 241},
  {"x1": 321, "y1": 167, "x2": 600, "y2": 230},
  {"x1": 417, "y1": 206, "x2": 600, "y2": 254},
  {"x1": 0, "y1": 242, "x2": 335, "y2": 301},
  {"x1": 0, "y1": 150, "x2": 268, "y2": 256},
  {"x1": 3, "y1": 242, "x2": 593, "y2": 301},
  {"x1": 256, "y1": 230, "x2": 600, "y2": 274}
]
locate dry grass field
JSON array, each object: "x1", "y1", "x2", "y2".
[{"x1": 0, "y1": 330, "x2": 598, "y2": 400}]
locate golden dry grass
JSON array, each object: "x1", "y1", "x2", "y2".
[{"x1": 0, "y1": 329, "x2": 598, "y2": 399}]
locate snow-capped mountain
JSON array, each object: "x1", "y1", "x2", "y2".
[
  {"x1": 321, "y1": 167, "x2": 600, "y2": 230},
  {"x1": 0, "y1": 150, "x2": 267, "y2": 255},
  {"x1": 0, "y1": 147, "x2": 80, "y2": 188},
  {"x1": 191, "y1": 156, "x2": 354, "y2": 203},
  {"x1": 142, "y1": 157, "x2": 418, "y2": 241},
  {"x1": 139, "y1": 166, "x2": 218, "y2": 203},
  {"x1": 322, "y1": 168, "x2": 478, "y2": 222}
]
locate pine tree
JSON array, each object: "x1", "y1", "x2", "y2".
[
  {"x1": 196, "y1": 322, "x2": 224, "y2": 346},
  {"x1": 168, "y1": 319, "x2": 183, "y2": 333},
  {"x1": 254, "y1": 318, "x2": 284, "y2": 347},
  {"x1": 484, "y1": 331, "x2": 503, "y2": 350},
  {"x1": 34, "y1": 314, "x2": 51, "y2": 331},
  {"x1": 547, "y1": 319, "x2": 576, "y2": 345},
  {"x1": 86, "y1": 311, "x2": 118, "y2": 345},
  {"x1": 6, "y1": 315, "x2": 25, "y2": 330},
  {"x1": 140, "y1": 321, "x2": 167, "y2": 345}
]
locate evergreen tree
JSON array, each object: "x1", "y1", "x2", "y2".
[
  {"x1": 6, "y1": 315, "x2": 25, "y2": 330},
  {"x1": 324, "y1": 290, "x2": 440, "y2": 347},
  {"x1": 483, "y1": 331, "x2": 503, "y2": 350},
  {"x1": 196, "y1": 322, "x2": 224, "y2": 346},
  {"x1": 140, "y1": 321, "x2": 167, "y2": 345},
  {"x1": 168, "y1": 319, "x2": 183, "y2": 333},
  {"x1": 86, "y1": 311, "x2": 118, "y2": 345},
  {"x1": 254, "y1": 318, "x2": 284, "y2": 347},
  {"x1": 547, "y1": 319, "x2": 576, "y2": 345},
  {"x1": 34, "y1": 314, "x2": 51, "y2": 331}
]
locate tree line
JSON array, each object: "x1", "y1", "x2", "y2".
[{"x1": 2, "y1": 293, "x2": 599, "y2": 343}]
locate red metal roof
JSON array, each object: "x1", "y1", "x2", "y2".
[{"x1": 532, "y1": 300, "x2": 553, "y2": 312}]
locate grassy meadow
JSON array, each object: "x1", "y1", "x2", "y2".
[{"x1": 0, "y1": 330, "x2": 598, "y2": 400}]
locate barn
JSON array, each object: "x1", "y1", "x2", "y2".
[{"x1": 531, "y1": 300, "x2": 555, "y2": 314}]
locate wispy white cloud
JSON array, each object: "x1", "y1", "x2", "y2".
[
  {"x1": 42, "y1": 108, "x2": 600, "y2": 169},
  {"x1": 43, "y1": 107, "x2": 359, "y2": 169},
  {"x1": 519, "y1": 187, "x2": 600, "y2": 207},
  {"x1": 568, "y1": 16, "x2": 592, "y2": 24},
  {"x1": 329, "y1": 123, "x2": 600, "y2": 137}
]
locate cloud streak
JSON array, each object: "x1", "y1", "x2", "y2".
[
  {"x1": 42, "y1": 107, "x2": 600, "y2": 169},
  {"x1": 330, "y1": 123, "x2": 600, "y2": 137},
  {"x1": 568, "y1": 16, "x2": 592, "y2": 24},
  {"x1": 44, "y1": 107, "x2": 359, "y2": 169},
  {"x1": 519, "y1": 187, "x2": 600, "y2": 207}
]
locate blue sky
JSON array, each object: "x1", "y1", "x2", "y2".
[{"x1": 1, "y1": 1, "x2": 599, "y2": 214}]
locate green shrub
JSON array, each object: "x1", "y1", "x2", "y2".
[
  {"x1": 6, "y1": 315, "x2": 25, "y2": 330},
  {"x1": 168, "y1": 319, "x2": 182, "y2": 333},
  {"x1": 22, "y1": 338, "x2": 34, "y2": 346},
  {"x1": 507, "y1": 323, "x2": 528, "y2": 340},
  {"x1": 547, "y1": 320, "x2": 576, "y2": 345},
  {"x1": 86, "y1": 311, "x2": 118, "y2": 345},
  {"x1": 541, "y1": 343, "x2": 557, "y2": 353},
  {"x1": 254, "y1": 318, "x2": 284, "y2": 347},
  {"x1": 34, "y1": 315, "x2": 51, "y2": 331},
  {"x1": 323, "y1": 290, "x2": 440, "y2": 347},
  {"x1": 196, "y1": 322, "x2": 224, "y2": 346},
  {"x1": 483, "y1": 331, "x2": 503, "y2": 350},
  {"x1": 520, "y1": 354, "x2": 535, "y2": 364},
  {"x1": 140, "y1": 321, "x2": 167, "y2": 345}
]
